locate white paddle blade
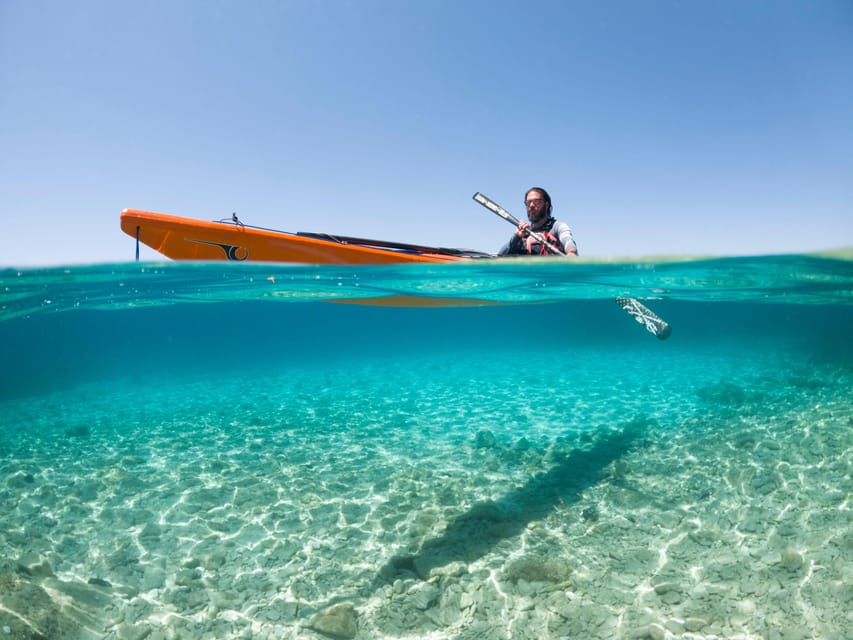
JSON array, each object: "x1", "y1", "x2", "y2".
[{"x1": 615, "y1": 297, "x2": 672, "y2": 340}]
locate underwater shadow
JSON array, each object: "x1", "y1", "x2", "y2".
[{"x1": 375, "y1": 416, "x2": 651, "y2": 585}]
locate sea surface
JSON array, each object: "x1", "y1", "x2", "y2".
[{"x1": 1, "y1": 254, "x2": 851, "y2": 640}]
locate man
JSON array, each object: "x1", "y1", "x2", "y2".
[{"x1": 498, "y1": 187, "x2": 578, "y2": 256}]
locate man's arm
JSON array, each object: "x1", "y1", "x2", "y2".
[{"x1": 553, "y1": 221, "x2": 578, "y2": 256}]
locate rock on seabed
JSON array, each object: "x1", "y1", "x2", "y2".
[{"x1": 307, "y1": 602, "x2": 357, "y2": 639}]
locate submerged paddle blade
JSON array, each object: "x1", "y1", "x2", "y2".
[{"x1": 615, "y1": 297, "x2": 672, "y2": 340}]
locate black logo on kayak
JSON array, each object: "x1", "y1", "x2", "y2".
[{"x1": 186, "y1": 238, "x2": 249, "y2": 261}]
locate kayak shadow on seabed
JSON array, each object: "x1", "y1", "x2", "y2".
[{"x1": 374, "y1": 415, "x2": 653, "y2": 587}]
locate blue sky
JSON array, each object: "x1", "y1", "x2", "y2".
[{"x1": 1, "y1": 0, "x2": 851, "y2": 266}]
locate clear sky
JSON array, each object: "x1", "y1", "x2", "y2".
[{"x1": 1, "y1": 0, "x2": 851, "y2": 267}]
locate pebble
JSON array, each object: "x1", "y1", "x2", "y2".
[
  {"x1": 474, "y1": 429, "x2": 497, "y2": 449},
  {"x1": 115, "y1": 622, "x2": 152, "y2": 640},
  {"x1": 652, "y1": 581, "x2": 680, "y2": 595},
  {"x1": 459, "y1": 591, "x2": 476, "y2": 610},
  {"x1": 409, "y1": 583, "x2": 441, "y2": 610},
  {"x1": 685, "y1": 617, "x2": 709, "y2": 632},
  {"x1": 779, "y1": 548, "x2": 805, "y2": 572},
  {"x1": 737, "y1": 598, "x2": 756, "y2": 615},
  {"x1": 660, "y1": 590, "x2": 683, "y2": 605},
  {"x1": 307, "y1": 602, "x2": 357, "y2": 640},
  {"x1": 664, "y1": 618, "x2": 685, "y2": 634}
]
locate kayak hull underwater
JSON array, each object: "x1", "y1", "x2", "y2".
[{"x1": 120, "y1": 209, "x2": 491, "y2": 265}]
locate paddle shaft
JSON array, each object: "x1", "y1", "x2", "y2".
[
  {"x1": 472, "y1": 192, "x2": 672, "y2": 340},
  {"x1": 472, "y1": 192, "x2": 564, "y2": 255}
]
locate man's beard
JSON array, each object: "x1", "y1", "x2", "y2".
[{"x1": 528, "y1": 208, "x2": 548, "y2": 226}]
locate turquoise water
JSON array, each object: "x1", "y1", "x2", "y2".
[{"x1": 1, "y1": 255, "x2": 851, "y2": 640}]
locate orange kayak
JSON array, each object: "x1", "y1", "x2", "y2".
[{"x1": 120, "y1": 209, "x2": 492, "y2": 265}]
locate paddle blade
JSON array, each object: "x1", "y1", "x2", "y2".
[
  {"x1": 473, "y1": 192, "x2": 522, "y2": 226},
  {"x1": 615, "y1": 297, "x2": 672, "y2": 340}
]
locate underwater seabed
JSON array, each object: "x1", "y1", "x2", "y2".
[
  {"x1": 0, "y1": 292, "x2": 853, "y2": 640},
  {"x1": 1, "y1": 306, "x2": 851, "y2": 640}
]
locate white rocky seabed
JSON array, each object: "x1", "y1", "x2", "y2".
[{"x1": 1, "y1": 349, "x2": 851, "y2": 640}]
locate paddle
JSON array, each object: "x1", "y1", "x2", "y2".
[{"x1": 473, "y1": 192, "x2": 672, "y2": 340}]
